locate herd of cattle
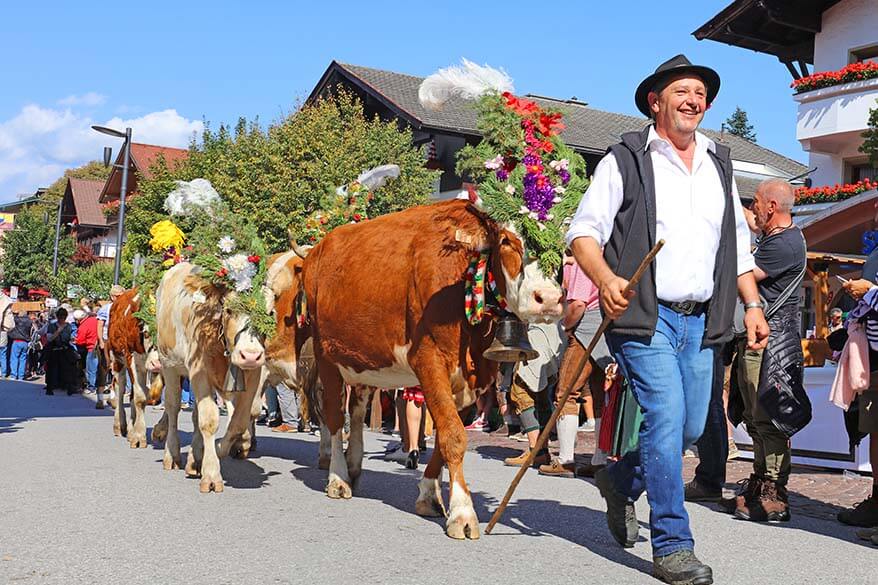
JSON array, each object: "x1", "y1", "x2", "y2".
[{"x1": 104, "y1": 197, "x2": 565, "y2": 540}]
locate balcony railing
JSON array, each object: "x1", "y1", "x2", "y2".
[{"x1": 794, "y1": 77, "x2": 878, "y2": 153}]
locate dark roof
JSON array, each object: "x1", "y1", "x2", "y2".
[
  {"x1": 100, "y1": 143, "x2": 189, "y2": 203},
  {"x1": 326, "y1": 62, "x2": 807, "y2": 177},
  {"x1": 67, "y1": 178, "x2": 107, "y2": 227},
  {"x1": 693, "y1": 0, "x2": 842, "y2": 74}
]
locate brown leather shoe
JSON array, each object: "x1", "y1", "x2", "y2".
[
  {"x1": 735, "y1": 477, "x2": 790, "y2": 523},
  {"x1": 503, "y1": 449, "x2": 550, "y2": 467},
  {"x1": 271, "y1": 423, "x2": 299, "y2": 433},
  {"x1": 574, "y1": 462, "x2": 606, "y2": 478},
  {"x1": 720, "y1": 474, "x2": 761, "y2": 514},
  {"x1": 538, "y1": 458, "x2": 575, "y2": 477}
]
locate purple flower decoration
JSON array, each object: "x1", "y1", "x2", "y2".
[
  {"x1": 496, "y1": 169, "x2": 509, "y2": 181},
  {"x1": 559, "y1": 169, "x2": 570, "y2": 185}
]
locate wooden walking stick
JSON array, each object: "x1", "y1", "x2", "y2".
[{"x1": 485, "y1": 239, "x2": 664, "y2": 535}]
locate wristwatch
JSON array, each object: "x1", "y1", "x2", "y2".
[{"x1": 744, "y1": 301, "x2": 764, "y2": 311}]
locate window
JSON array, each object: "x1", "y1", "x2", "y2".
[
  {"x1": 850, "y1": 44, "x2": 878, "y2": 64},
  {"x1": 851, "y1": 163, "x2": 878, "y2": 183}
]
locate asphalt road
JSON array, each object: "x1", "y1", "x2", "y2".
[{"x1": 1, "y1": 377, "x2": 875, "y2": 585}]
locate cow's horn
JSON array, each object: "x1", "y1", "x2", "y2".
[{"x1": 291, "y1": 242, "x2": 309, "y2": 259}]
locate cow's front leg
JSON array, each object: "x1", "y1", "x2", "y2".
[
  {"x1": 217, "y1": 369, "x2": 260, "y2": 459},
  {"x1": 345, "y1": 385, "x2": 369, "y2": 488},
  {"x1": 160, "y1": 372, "x2": 182, "y2": 470},
  {"x1": 416, "y1": 431, "x2": 447, "y2": 518},
  {"x1": 319, "y1": 361, "x2": 351, "y2": 499},
  {"x1": 193, "y1": 375, "x2": 223, "y2": 493},
  {"x1": 415, "y1": 361, "x2": 479, "y2": 540},
  {"x1": 318, "y1": 421, "x2": 331, "y2": 470},
  {"x1": 127, "y1": 354, "x2": 149, "y2": 449},
  {"x1": 112, "y1": 355, "x2": 127, "y2": 437}
]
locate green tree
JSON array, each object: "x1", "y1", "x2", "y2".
[
  {"x1": 860, "y1": 99, "x2": 878, "y2": 168},
  {"x1": 134, "y1": 89, "x2": 439, "y2": 253},
  {"x1": 1, "y1": 205, "x2": 75, "y2": 289},
  {"x1": 724, "y1": 106, "x2": 757, "y2": 142}
]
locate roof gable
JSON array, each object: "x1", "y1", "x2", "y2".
[
  {"x1": 100, "y1": 142, "x2": 189, "y2": 202},
  {"x1": 321, "y1": 62, "x2": 807, "y2": 177},
  {"x1": 67, "y1": 178, "x2": 107, "y2": 227}
]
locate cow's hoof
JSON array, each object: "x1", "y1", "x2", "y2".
[
  {"x1": 151, "y1": 427, "x2": 167, "y2": 445},
  {"x1": 318, "y1": 456, "x2": 330, "y2": 470},
  {"x1": 446, "y1": 511, "x2": 480, "y2": 540},
  {"x1": 326, "y1": 478, "x2": 352, "y2": 499},
  {"x1": 128, "y1": 434, "x2": 148, "y2": 449},
  {"x1": 113, "y1": 425, "x2": 122, "y2": 437},
  {"x1": 185, "y1": 458, "x2": 201, "y2": 477},
  {"x1": 199, "y1": 477, "x2": 224, "y2": 493},
  {"x1": 415, "y1": 497, "x2": 446, "y2": 518},
  {"x1": 162, "y1": 453, "x2": 181, "y2": 470}
]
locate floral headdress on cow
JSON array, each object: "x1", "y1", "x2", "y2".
[
  {"x1": 419, "y1": 59, "x2": 588, "y2": 276},
  {"x1": 298, "y1": 164, "x2": 401, "y2": 244},
  {"x1": 134, "y1": 179, "x2": 274, "y2": 339}
]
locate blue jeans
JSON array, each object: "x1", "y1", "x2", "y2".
[
  {"x1": 85, "y1": 348, "x2": 99, "y2": 390},
  {"x1": 694, "y1": 350, "x2": 728, "y2": 492},
  {"x1": 606, "y1": 305, "x2": 716, "y2": 557},
  {"x1": 10, "y1": 341, "x2": 28, "y2": 379},
  {"x1": 0, "y1": 343, "x2": 8, "y2": 376},
  {"x1": 180, "y1": 378, "x2": 194, "y2": 407}
]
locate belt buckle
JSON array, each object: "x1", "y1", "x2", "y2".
[{"x1": 677, "y1": 300, "x2": 696, "y2": 315}]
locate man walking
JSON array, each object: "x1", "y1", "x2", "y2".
[
  {"x1": 722, "y1": 179, "x2": 808, "y2": 522},
  {"x1": 567, "y1": 54, "x2": 768, "y2": 585}
]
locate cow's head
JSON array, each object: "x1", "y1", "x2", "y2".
[
  {"x1": 261, "y1": 250, "x2": 308, "y2": 384},
  {"x1": 490, "y1": 226, "x2": 564, "y2": 323},
  {"x1": 143, "y1": 334, "x2": 163, "y2": 373},
  {"x1": 221, "y1": 300, "x2": 266, "y2": 370}
]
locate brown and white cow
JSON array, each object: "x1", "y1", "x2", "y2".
[
  {"x1": 106, "y1": 288, "x2": 162, "y2": 448},
  {"x1": 151, "y1": 262, "x2": 267, "y2": 493},
  {"x1": 298, "y1": 197, "x2": 564, "y2": 539}
]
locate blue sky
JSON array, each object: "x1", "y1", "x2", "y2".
[{"x1": 0, "y1": 1, "x2": 807, "y2": 201}]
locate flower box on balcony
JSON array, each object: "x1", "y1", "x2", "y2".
[
  {"x1": 795, "y1": 179, "x2": 876, "y2": 205},
  {"x1": 792, "y1": 62, "x2": 878, "y2": 94}
]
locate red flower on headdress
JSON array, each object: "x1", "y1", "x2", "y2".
[{"x1": 247, "y1": 255, "x2": 261, "y2": 264}]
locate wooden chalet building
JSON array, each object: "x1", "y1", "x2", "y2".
[{"x1": 307, "y1": 61, "x2": 808, "y2": 202}]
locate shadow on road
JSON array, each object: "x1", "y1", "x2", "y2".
[{"x1": 0, "y1": 379, "x2": 113, "y2": 434}]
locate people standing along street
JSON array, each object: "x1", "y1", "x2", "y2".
[
  {"x1": 720, "y1": 179, "x2": 808, "y2": 522},
  {"x1": 74, "y1": 308, "x2": 100, "y2": 394},
  {"x1": 836, "y1": 201, "x2": 878, "y2": 540},
  {"x1": 539, "y1": 250, "x2": 612, "y2": 478},
  {"x1": 45, "y1": 307, "x2": 76, "y2": 395},
  {"x1": 0, "y1": 291, "x2": 15, "y2": 377},
  {"x1": 8, "y1": 310, "x2": 35, "y2": 380},
  {"x1": 567, "y1": 54, "x2": 769, "y2": 585}
]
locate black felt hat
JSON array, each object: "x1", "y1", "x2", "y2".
[{"x1": 634, "y1": 54, "x2": 720, "y2": 118}]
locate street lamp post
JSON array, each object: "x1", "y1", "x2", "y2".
[
  {"x1": 92, "y1": 125, "x2": 132, "y2": 285},
  {"x1": 52, "y1": 196, "x2": 63, "y2": 276}
]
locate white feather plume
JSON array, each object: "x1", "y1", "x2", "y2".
[
  {"x1": 336, "y1": 164, "x2": 400, "y2": 195},
  {"x1": 356, "y1": 164, "x2": 400, "y2": 191},
  {"x1": 163, "y1": 178, "x2": 221, "y2": 216},
  {"x1": 418, "y1": 58, "x2": 514, "y2": 111}
]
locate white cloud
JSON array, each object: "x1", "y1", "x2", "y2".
[
  {"x1": 57, "y1": 92, "x2": 107, "y2": 107},
  {"x1": 0, "y1": 103, "x2": 203, "y2": 200}
]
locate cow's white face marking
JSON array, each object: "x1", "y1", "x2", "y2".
[
  {"x1": 225, "y1": 313, "x2": 266, "y2": 370},
  {"x1": 499, "y1": 225, "x2": 564, "y2": 324},
  {"x1": 337, "y1": 343, "x2": 419, "y2": 387}
]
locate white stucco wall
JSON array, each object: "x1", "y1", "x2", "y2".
[{"x1": 814, "y1": 0, "x2": 878, "y2": 72}]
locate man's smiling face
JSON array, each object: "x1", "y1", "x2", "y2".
[{"x1": 649, "y1": 74, "x2": 707, "y2": 136}]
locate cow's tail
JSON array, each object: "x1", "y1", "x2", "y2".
[{"x1": 297, "y1": 337, "x2": 323, "y2": 426}]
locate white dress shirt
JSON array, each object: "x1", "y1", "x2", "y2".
[{"x1": 566, "y1": 127, "x2": 755, "y2": 303}]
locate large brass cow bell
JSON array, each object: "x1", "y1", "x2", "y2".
[{"x1": 484, "y1": 315, "x2": 539, "y2": 362}]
